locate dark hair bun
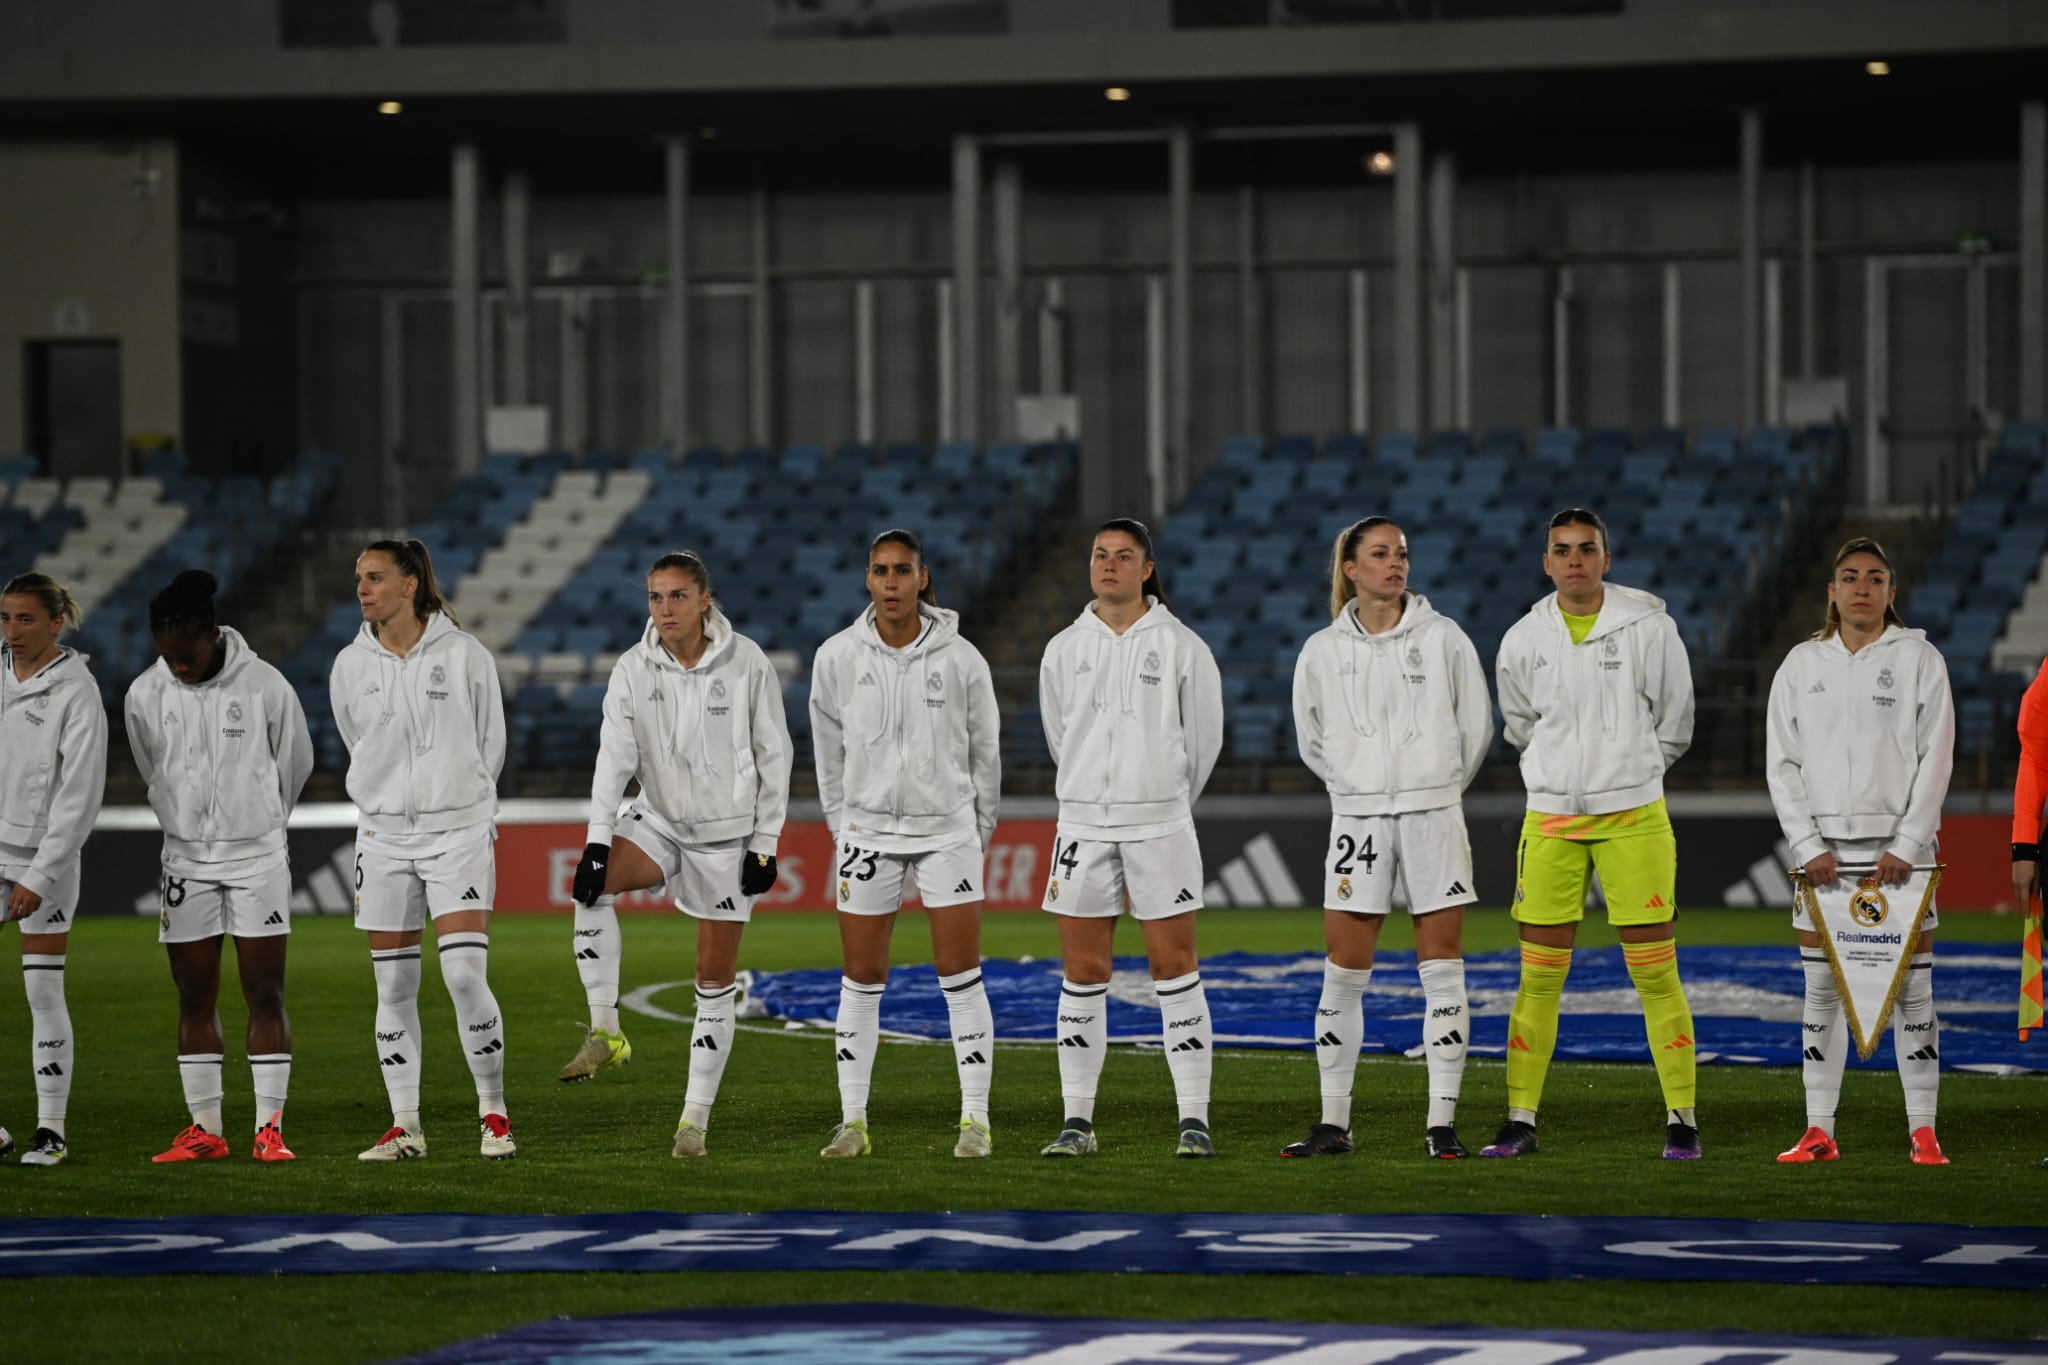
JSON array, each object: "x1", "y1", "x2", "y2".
[{"x1": 167, "y1": 569, "x2": 218, "y2": 601}]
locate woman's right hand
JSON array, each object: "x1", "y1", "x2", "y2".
[
  {"x1": 1803, "y1": 851, "x2": 1840, "y2": 887},
  {"x1": 2014, "y1": 859, "x2": 2040, "y2": 914}
]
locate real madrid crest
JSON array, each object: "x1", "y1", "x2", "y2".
[
  {"x1": 1849, "y1": 879, "x2": 1889, "y2": 926},
  {"x1": 1144, "y1": 650, "x2": 1161, "y2": 672},
  {"x1": 430, "y1": 664, "x2": 447, "y2": 687},
  {"x1": 227, "y1": 700, "x2": 243, "y2": 724},
  {"x1": 1047, "y1": 880, "x2": 1060, "y2": 903},
  {"x1": 1337, "y1": 877, "x2": 1353, "y2": 901},
  {"x1": 839, "y1": 879, "x2": 850, "y2": 903},
  {"x1": 1877, "y1": 668, "x2": 1894, "y2": 690},
  {"x1": 1406, "y1": 646, "x2": 1422, "y2": 669},
  {"x1": 36, "y1": 693, "x2": 50, "y2": 708},
  {"x1": 927, "y1": 671, "x2": 943, "y2": 693},
  {"x1": 1602, "y1": 637, "x2": 1619, "y2": 658},
  {"x1": 712, "y1": 680, "x2": 728, "y2": 700}
]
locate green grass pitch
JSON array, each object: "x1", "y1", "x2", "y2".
[{"x1": 5, "y1": 906, "x2": 2043, "y2": 1362}]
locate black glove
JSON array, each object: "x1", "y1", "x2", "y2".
[
  {"x1": 572, "y1": 842, "x2": 611, "y2": 906},
  {"x1": 739, "y1": 852, "x2": 779, "y2": 898}
]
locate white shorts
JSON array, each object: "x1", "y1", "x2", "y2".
[
  {"x1": 1791, "y1": 838, "x2": 1940, "y2": 931},
  {"x1": 833, "y1": 835, "x2": 984, "y2": 916},
  {"x1": 353, "y1": 828, "x2": 497, "y2": 933},
  {"x1": 1322, "y1": 808, "x2": 1477, "y2": 915},
  {"x1": 1041, "y1": 825, "x2": 1204, "y2": 921},
  {"x1": 618, "y1": 801, "x2": 755, "y2": 923},
  {"x1": 0, "y1": 851, "x2": 78, "y2": 935},
  {"x1": 158, "y1": 861, "x2": 293, "y2": 944}
]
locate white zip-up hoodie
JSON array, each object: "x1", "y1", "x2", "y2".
[
  {"x1": 0, "y1": 646, "x2": 108, "y2": 899},
  {"x1": 1495, "y1": 584, "x2": 1695, "y2": 815},
  {"x1": 1293, "y1": 593, "x2": 1493, "y2": 815},
  {"x1": 126, "y1": 626, "x2": 314, "y2": 870},
  {"x1": 587, "y1": 609, "x2": 791, "y2": 855},
  {"x1": 812, "y1": 603, "x2": 1001, "y2": 848},
  {"x1": 1766, "y1": 625, "x2": 1954, "y2": 867},
  {"x1": 1039, "y1": 598, "x2": 1223, "y2": 832},
  {"x1": 329, "y1": 612, "x2": 505, "y2": 836}
]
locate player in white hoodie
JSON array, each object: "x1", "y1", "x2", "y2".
[
  {"x1": 1484, "y1": 509, "x2": 1701, "y2": 1162},
  {"x1": 331, "y1": 539, "x2": 514, "y2": 1162},
  {"x1": 0, "y1": 572, "x2": 107, "y2": 1167},
  {"x1": 127, "y1": 570, "x2": 314, "y2": 1164},
  {"x1": 810, "y1": 529, "x2": 1002, "y2": 1160},
  {"x1": 570, "y1": 550, "x2": 791, "y2": 1157},
  {"x1": 1766, "y1": 537, "x2": 1954, "y2": 1166},
  {"x1": 1037, "y1": 518, "x2": 1224, "y2": 1159},
  {"x1": 1289, "y1": 517, "x2": 1493, "y2": 1161}
]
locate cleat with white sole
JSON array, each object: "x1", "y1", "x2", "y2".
[
  {"x1": 954, "y1": 1117, "x2": 992, "y2": 1159},
  {"x1": 19, "y1": 1127, "x2": 66, "y2": 1167},
  {"x1": 557, "y1": 1027, "x2": 632, "y2": 1083},
  {"x1": 358, "y1": 1124, "x2": 427, "y2": 1162},
  {"x1": 672, "y1": 1121, "x2": 708, "y2": 1158},
  {"x1": 480, "y1": 1113, "x2": 517, "y2": 1160},
  {"x1": 820, "y1": 1119, "x2": 870, "y2": 1158},
  {"x1": 1040, "y1": 1118, "x2": 1097, "y2": 1158}
]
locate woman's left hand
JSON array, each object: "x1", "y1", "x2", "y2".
[{"x1": 1874, "y1": 852, "x2": 1914, "y2": 887}]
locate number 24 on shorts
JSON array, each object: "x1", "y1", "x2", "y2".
[{"x1": 1333, "y1": 832, "x2": 1378, "y2": 876}]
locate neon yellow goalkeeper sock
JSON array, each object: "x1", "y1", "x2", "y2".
[
  {"x1": 1623, "y1": 939, "x2": 1697, "y2": 1111},
  {"x1": 1505, "y1": 943, "x2": 1573, "y2": 1116}
]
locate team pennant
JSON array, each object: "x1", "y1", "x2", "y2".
[
  {"x1": 2022, "y1": 892, "x2": 2044, "y2": 1042},
  {"x1": 1791, "y1": 864, "x2": 1941, "y2": 1060}
]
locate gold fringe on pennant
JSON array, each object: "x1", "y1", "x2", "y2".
[{"x1": 1789, "y1": 864, "x2": 1942, "y2": 1061}]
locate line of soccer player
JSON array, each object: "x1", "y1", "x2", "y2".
[{"x1": 0, "y1": 508, "x2": 1998, "y2": 1166}]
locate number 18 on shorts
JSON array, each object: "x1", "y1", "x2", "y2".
[{"x1": 1323, "y1": 809, "x2": 1477, "y2": 915}]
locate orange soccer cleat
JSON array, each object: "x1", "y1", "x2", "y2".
[
  {"x1": 1908, "y1": 1126, "x2": 1949, "y2": 1166},
  {"x1": 1775, "y1": 1127, "x2": 1840, "y2": 1163},
  {"x1": 153, "y1": 1124, "x2": 230, "y2": 1163},
  {"x1": 252, "y1": 1118, "x2": 297, "y2": 1163}
]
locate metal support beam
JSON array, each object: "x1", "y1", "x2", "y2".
[
  {"x1": 1145, "y1": 275, "x2": 1168, "y2": 525},
  {"x1": 450, "y1": 141, "x2": 481, "y2": 475},
  {"x1": 1552, "y1": 266, "x2": 1574, "y2": 430},
  {"x1": 560, "y1": 290, "x2": 588, "y2": 458},
  {"x1": 992, "y1": 160, "x2": 1022, "y2": 443},
  {"x1": 854, "y1": 280, "x2": 876, "y2": 445},
  {"x1": 748, "y1": 183, "x2": 771, "y2": 448},
  {"x1": 1739, "y1": 107, "x2": 1763, "y2": 430},
  {"x1": 1966, "y1": 254, "x2": 1988, "y2": 459},
  {"x1": 1392, "y1": 124, "x2": 1424, "y2": 432},
  {"x1": 951, "y1": 134, "x2": 982, "y2": 444},
  {"x1": 502, "y1": 171, "x2": 531, "y2": 409},
  {"x1": 1237, "y1": 185, "x2": 1260, "y2": 434},
  {"x1": 1764, "y1": 257, "x2": 1783, "y2": 426},
  {"x1": 1168, "y1": 127, "x2": 1194, "y2": 503},
  {"x1": 1863, "y1": 257, "x2": 1887, "y2": 505},
  {"x1": 936, "y1": 278, "x2": 955, "y2": 441},
  {"x1": 378, "y1": 292, "x2": 404, "y2": 526},
  {"x1": 663, "y1": 136, "x2": 691, "y2": 452},
  {"x1": 1427, "y1": 154, "x2": 1457, "y2": 430},
  {"x1": 1347, "y1": 269, "x2": 1369, "y2": 435},
  {"x1": 1454, "y1": 267, "x2": 1472, "y2": 431},
  {"x1": 1662, "y1": 262, "x2": 1681, "y2": 428},
  {"x1": 2024, "y1": 102, "x2": 2046, "y2": 420},
  {"x1": 1798, "y1": 161, "x2": 1817, "y2": 380},
  {"x1": 1038, "y1": 277, "x2": 1065, "y2": 396}
]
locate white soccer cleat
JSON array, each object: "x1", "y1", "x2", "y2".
[
  {"x1": 953, "y1": 1117, "x2": 992, "y2": 1159},
  {"x1": 820, "y1": 1119, "x2": 870, "y2": 1158},
  {"x1": 557, "y1": 1027, "x2": 632, "y2": 1083},
  {"x1": 480, "y1": 1113, "x2": 517, "y2": 1160},
  {"x1": 0, "y1": 1126, "x2": 12, "y2": 1160},
  {"x1": 358, "y1": 1124, "x2": 427, "y2": 1162},
  {"x1": 671, "y1": 1121, "x2": 708, "y2": 1159}
]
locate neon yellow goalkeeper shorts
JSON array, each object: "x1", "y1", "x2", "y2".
[{"x1": 1512, "y1": 800, "x2": 1679, "y2": 928}]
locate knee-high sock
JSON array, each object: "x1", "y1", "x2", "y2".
[
  {"x1": 834, "y1": 977, "x2": 885, "y2": 1125},
  {"x1": 939, "y1": 967, "x2": 994, "y2": 1124},
  {"x1": 1156, "y1": 971, "x2": 1212, "y2": 1125},
  {"x1": 178, "y1": 1052, "x2": 225, "y2": 1134},
  {"x1": 1623, "y1": 939, "x2": 1697, "y2": 1117},
  {"x1": 438, "y1": 932, "x2": 506, "y2": 1119},
  {"x1": 574, "y1": 896, "x2": 623, "y2": 1035},
  {"x1": 1313, "y1": 961, "x2": 1371, "y2": 1130},
  {"x1": 1505, "y1": 944, "x2": 1572, "y2": 1121},
  {"x1": 250, "y1": 1054, "x2": 291, "y2": 1132},
  {"x1": 1893, "y1": 951, "x2": 1939, "y2": 1132},
  {"x1": 1055, "y1": 979, "x2": 1108, "y2": 1123},
  {"x1": 1799, "y1": 952, "x2": 1847, "y2": 1137},
  {"x1": 682, "y1": 982, "x2": 736, "y2": 1129},
  {"x1": 24, "y1": 955, "x2": 70, "y2": 1134},
  {"x1": 371, "y1": 946, "x2": 423, "y2": 1128},
  {"x1": 1418, "y1": 957, "x2": 1469, "y2": 1129}
]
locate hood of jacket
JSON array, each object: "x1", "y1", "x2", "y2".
[
  {"x1": 1523, "y1": 582, "x2": 1665, "y2": 640},
  {"x1": 1812, "y1": 623, "x2": 1929, "y2": 661},
  {"x1": 152, "y1": 624, "x2": 260, "y2": 693},
  {"x1": 2, "y1": 644, "x2": 91, "y2": 699},
  {"x1": 1332, "y1": 592, "x2": 1442, "y2": 744}
]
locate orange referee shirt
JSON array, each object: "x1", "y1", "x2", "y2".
[{"x1": 2015, "y1": 660, "x2": 2048, "y2": 845}]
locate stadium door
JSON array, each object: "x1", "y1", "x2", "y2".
[{"x1": 24, "y1": 338, "x2": 122, "y2": 478}]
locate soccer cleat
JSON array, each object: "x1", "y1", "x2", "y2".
[
  {"x1": 153, "y1": 1124, "x2": 230, "y2": 1163},
  {"x1": 1663, "y1": 1122, "x2": 1703, "y2": 1161},
  {"x1": 557, "y1": 1027, "x2": 632, "y2": 1083},
  {"x1": 1175, "y1": 1117, "x2": 1215, "y2": 1159},
  {"x1": 480, "y1": 1113, "x2": 517, "y2": 1160},
  {"x1": 671, "y1": 1121, "x2": 707, "y2": 1159},
  {"x1": 357, "y1": 1124, "x2": 427, "y2": 1162},
  {"x1": 1480, "y1": 1119, "x2": 1539, "y2": 1158},
  {"x1": 252, "y1": 1119, "x2": 296, "y2": 1163},
  {"x1": 1279, "y1": 1123, "x2": 1353, "y2": 1158},
  {"x1": 820, "y1": 1119, "x2": 871, "y2": 1158},
  {"x1": 954, "y1": 1117, "x2": 993, "y2": 1159},
  {"x1": 0, "y1": 1127, "x2": 11, "y2": 1160},
  {"x1": 1424, "y1": 1125, "x2": 1469, "y2": 1160},
  {"x1": 1908, "y1": 1126, "x2": 1949, "y2": 1166},
  {"x1": 1040, "y1": 1118, "x2": 1097, "y2": 1157},
  {"x1": 19, "y1": 1128, "x2": 67, "y2": 1167},
  {"x1": 1775, "y1": 1126, "x2": 1839, "y2": 1164}
]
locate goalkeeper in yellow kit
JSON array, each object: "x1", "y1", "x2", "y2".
[{"x1": 1484, "y1": 509, "x2": 1701, "y2": 1160}]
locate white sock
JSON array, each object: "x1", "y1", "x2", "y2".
[
  {"x1": 1800, "y1": 952, "x2": 1847, "y2": 1138},
  {"x1": 371, "y1": 946, "x2": 424, "y2": 1127},
  {"x1": 1156, "y1": 970, "x2": 1212, "y2": 1126},
  {"x1": 25, "y1": 955, "x2": 72, "y2": 1135},
  {"x1": 250, "y1": 1054, "x2": 291, "y2": 1131},
  {"x1": 1313, "y1": 960, "x2": 1371, "y2": 1130},
  {"x1": 1055, "y1": 979, "x2": 1108, "y2": 1124},
  {"x1": 1418, "y1": 957, "x2": 1469, "y2": 1129},
  {"x1": 438, "y1": 931, "x2": 506, "y2": 1119},
  {"x1": 834, "y1": 977, "x2": 885, "y2": 1125},
  {"x1": 1893, "y1": 951, "x2": 1939, "y2": 1132},
  {"x1": 178, "y1": 1052, "x2": 224, "y2": 1134},
  {"x1": 574, "y1": 897, "x2": 623, "y2": 1035},
  {"x1": 682, "y1": 981, "x2": 736, "y2": 1129},
  {"x1": 940, "y1": 966, "x2": 994, "y2": 1124}
]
